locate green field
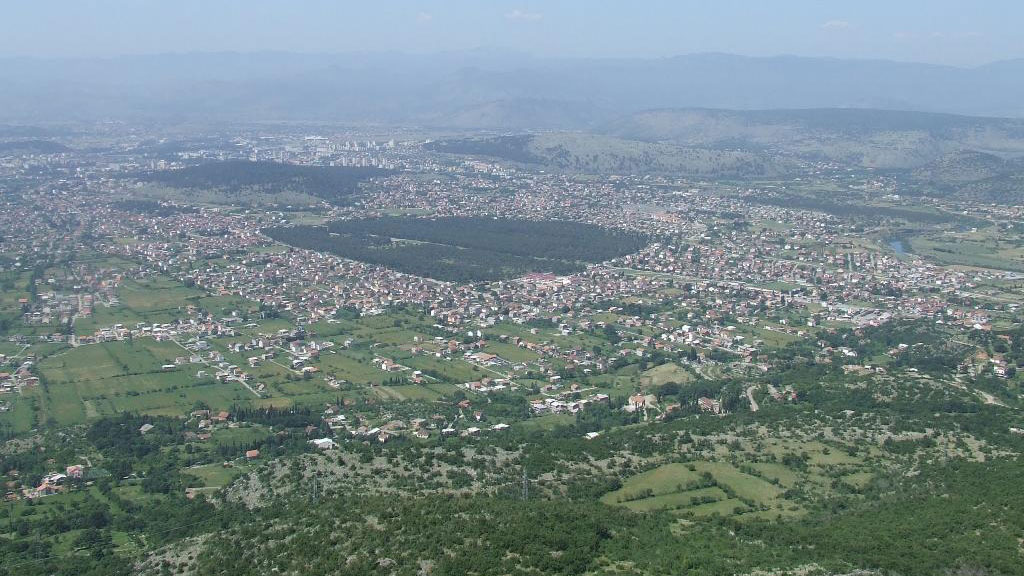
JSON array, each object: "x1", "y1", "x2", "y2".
[
  {"x1": 639, "y1": 363, "x2": 694, "y2": 389},
  {"x1": 602, "y1": 461, "x2": 794, "y2": 519},
  {"x1": 75, "y1": 277, "x2": 206, "y2": 335},
  {"x1": 184, "y1": 462, "x2": 251, "y2": 488},
  {"x1": 5, "y1": 339, "x2": 256, "y2": 426},
  {"x1": 908, "y1": 227, "x2": 1024, "y2": 272}
]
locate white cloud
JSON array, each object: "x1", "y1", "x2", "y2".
[
  {"x1": 505, "y1": 9, "x2": 543, "y2": 22},
  {"x1": 821, "y1": 20, "x2": 852, "y2": 31},
  {"x1": 416, "y1": 11, "x2": 433, "y2": 23}
]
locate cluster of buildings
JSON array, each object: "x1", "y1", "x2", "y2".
[
  {"x1": 1, "y1": 125, "x2": 1020, "y2": 439},
  {"x1": 21, "y1": 465, "x2": 87, "y2": 499}
]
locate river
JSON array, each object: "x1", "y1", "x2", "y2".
[{"x1": 887, "y1": 239, "x2": 907, "y2": 254}]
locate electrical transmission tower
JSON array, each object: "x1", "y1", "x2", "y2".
[{"x1": 521, "y1": 466, "x2": 529, "y2": 501}]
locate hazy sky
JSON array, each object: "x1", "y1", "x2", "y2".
[{"x1": 4, "y1": 1, "x2": 1022, "y2": 66}]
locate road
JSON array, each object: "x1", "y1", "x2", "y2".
[{"x1": 746, "y1": 385, "x2": 759, "y2": 412}]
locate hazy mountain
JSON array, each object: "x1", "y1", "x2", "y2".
[
  {"x1": 603, "y1": 108, "x2": 1024, "y2": 168},
  {"x1": 437, "y1": 99, "x2": 608, "y2": 130},
  {"x1": 426, "y1": 132, "x2": 792, "y2": 177},
  {"x1": 4, "y1": 52, "x2": 1024, "y2": 125},
  {"x1": 903, "y1": 149, "x2": 1024, "y2": 203},
  {"x1": 911, "y1": 149, "x2": 1019, "y2": 183}
]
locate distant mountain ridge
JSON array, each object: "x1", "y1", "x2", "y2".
[
  {"x1": 4, "y1": 51, "x2": 1024, "y2": 125},
  {"x1": 426, "y1": 132, "x2": 792, "y2": 177},
  {"x1": 601, "y1": 108, "x2": 1024, "y2": 169}
]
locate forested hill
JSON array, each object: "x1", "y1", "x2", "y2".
[{"x1": 134, "y1": 443, "x2": 1024, "y2": 576}]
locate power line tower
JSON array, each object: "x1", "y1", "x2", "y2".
[{"x1": 521, "y1": 466, "x2": 529, "y2": 501}]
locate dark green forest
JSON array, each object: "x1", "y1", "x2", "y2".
[
  {"x1": 424, "y1": 135, "x2": 540, "y2": 164},
  {"x1": 137, "y1": 161, "x2": 391, "y2": 204},
  {"x1": 0, "y1": 140, "x2": 70, "y2": 155},
  {"x1": 265, "y1": 217, "x2": 649, "y2": 282}
]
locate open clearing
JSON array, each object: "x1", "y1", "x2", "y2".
[{"x1": 602, "y1": 461, "x2": 796, "y2": 519}]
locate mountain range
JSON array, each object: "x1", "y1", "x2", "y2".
[{"x1": 4, "y1": 51, "x2": 1024, "y2": 125}]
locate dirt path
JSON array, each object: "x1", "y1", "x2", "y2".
[
  {"x1": 746, "y1": 385, "x2": 759, "y2": 412},
  {"x1": 976, "y1": 390, "x2": 1007, "y2": 407}
]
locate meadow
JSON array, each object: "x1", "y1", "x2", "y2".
[
  {"x1": 907, "y1": 226, "x2": 1024, "y2": 272},
  {"x1": 602, "y1": 436, "x2": 873, "y2": 521}
]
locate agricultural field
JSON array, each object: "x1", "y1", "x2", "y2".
[
  {"x1": 602, "y1": 435, "x2": 876, "y2": 521},
  {"x1": 4, "y1": 339, "x2": 254, "y2": 429},
  {"x1": 0, "y1": 271, "x2": 33, "y2": 331},
  {"x1": 603, "y1": 461, "x2": 792, "y2": 519},
  {"x1": 907, "y1": 226, "x2": 1024, "y2": 272},
  {"x1": 74, "y1": 277, "x2": 205, "y2": 335}
]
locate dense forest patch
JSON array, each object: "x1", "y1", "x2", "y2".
[
  {"x1": 136, "y1": 161, "x2": 391, "y2": 204},
  {"x1": 264, "y1": 217, "x2": 650, "y2": 282},
  {"x1": 0, "y1": 140, "x2": 70, "y2": 155},
  {"x1": 111, "y1": 199, "x2": 197, "y2": 217},
  {"x1": 144, "y1": 460, "x2": 1024, "y2": 576},
  {"x1": 425, "y1": 135, "x2": 540, "y2": 164}
]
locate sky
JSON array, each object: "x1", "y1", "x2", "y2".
[{"x1": 3, "y1": 0, "x2": 1023, "y2": 66}]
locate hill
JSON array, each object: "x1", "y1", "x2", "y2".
[
  {"x1": 435, "y1": 98, "x2": 609, "y2": 130},
  {"x1": 427, "y1": 133, "x2": 791, "y2": 177},
  {"x1": 903, "y1": 150, "x2": 1024, "y2": 203},
  {"x1": 602, "y1": 108, "x2": 1024, "y2": 169},
  {"x1": 910, "y1": 149, "x2": 1018, "y2": 183}
]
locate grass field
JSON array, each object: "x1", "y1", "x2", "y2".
[
  {"x1": 908, "y1": 227, "x2": 1024, "y2": 272},
  {"x1": 483, "y1": 321, "x2": 607, "y2": 353},
  {"x1": 639, "y1": 363, "x2": 694, "y2": 389},
  {"x1": 75, "y1": 277, "x2": 206, "y2": 335},
  {"x1": 184, "y1": 462, "x2": 251, "y2": 488},
  {"x1": 602, "y1": 461, "x2": 795, "y2": 519},
  {"x1": 750, "y1": 462, "x2": 800, "y2": 487},
  {"x1": 618, "y1": 486, "x2": 728, "y2": 512},
  {"x1": 16, "y1": 339, "x2": 256, "y2": 426}
]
